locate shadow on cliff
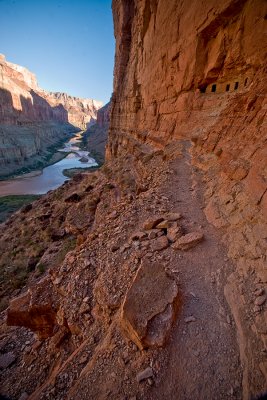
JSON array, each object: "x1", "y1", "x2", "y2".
[{"x1": 0, "y1": 87, "x2": 79, "y2": 130}]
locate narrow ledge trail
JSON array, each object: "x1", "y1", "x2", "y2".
[{"x1": 149, "y1": 141, "x2": 243, "y2": 400}]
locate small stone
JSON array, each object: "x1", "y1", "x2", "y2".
[
  {"x1": 79, "y1": 353, "x2": 88, "y2": 365},
  {"x1": 164, "y1": 212, "x2": 182, "y2": 221},
  {"x1": 255, "y1": 288, "x2": 265, "y2": 297},
  {"x1": 147, "y1": 230, "x2": 158, "y2": 240},
  {"x1": 137, "y1": 367, "x2": 153, "y2": 382},
  {"x1": 131, "y1": 231, "x2": 147, "y2": 241},
  {"x1": 255, "y1": 295, "x2": 266, "y2": 306},
  {"x1": 0, "y1": 352, "x2": 16, "y2": 369},
  {"x1": 24, "y1": 346, "x2": 31, "y2": 353},
  {"x1": 253, "y1": 305, "x2": 261, "y2": 313},
  {"x1": 110, "y1": 211, "x2": 118, "y2": 219},
  {"x1": 111, "y1": 244, "x2": 119, "y2": 252},
  {"x1": 167, "y1": 225, "x2": 183, "y2": 242},
  {"x1": 19, "y1": 393, "x2": 29, "y2": 400},
  {"x1": 155, "y1": 220, "x2": 171, "y2": 229},
  {"x1": 54, "y1": 277, "x2": 62, "y2": 285},
  {"x1": 172, "y1": 232, "x2": 204, "y2": 250},
  {"x1": 150, "y1": 236, "x2": 169, "y2": 252},
  {"x1": 50, "y1": 326, "x2": 69, "y2": 348},
  {"x1": 143, "y1": 218, "x2": 164, "y2": 230},
  {"x1": 83, "y1": 297, "x2": 89, "y2": 303},
  {"x1": 146, "y1": 252, "x2": 153, "y2": 258},
  {"x1": 148, "y1": 378, "x2": 154, "y2": 386},
  {"x1": 80, "y1": 302, "x2": 90, "y2": 314},
  {"x1": 32, "y1": 340, "x2": 42, "y2": 352},
  {"x1": 184, "y1": 316, "x2": 196, "y2": 323}
]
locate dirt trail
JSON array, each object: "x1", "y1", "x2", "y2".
[{"x1": 150, "y1": 141, "x2": 243, "y2": 399}]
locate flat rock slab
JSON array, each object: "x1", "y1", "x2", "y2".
[
  {"x1": 172, "y1": 231, "x2": 204, "y2": 250},
  {"x1": 121, "y1": 261, "x2": 179, "y2": 349}
]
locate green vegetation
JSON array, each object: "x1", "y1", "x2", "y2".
[
  {"x1": 62, "y1": 166, "x2": 100, "y2": 178},
  {"x1": 0, "y1": 195, "x2": 41, "y2": 223}
]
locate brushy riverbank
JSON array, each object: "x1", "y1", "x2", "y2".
[{"x1": 0, "y1": 195, "x2": 41, "y2": 223}]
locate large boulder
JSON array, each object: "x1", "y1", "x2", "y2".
[{"x1": 121, "y1": 261, "x2": 179, "y2": 349}]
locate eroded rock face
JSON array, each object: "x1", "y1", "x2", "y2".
[
  {"x1": 108, "y1": 0, "x2": 267, "y2": 256},
  {"x1": 121, "y1": 261, "x2": 179, "y2": 349},
  {"x1": 108, "y1": 0, "x2": 267, "y2": 379}
]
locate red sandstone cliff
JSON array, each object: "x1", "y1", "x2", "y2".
[{"x1": 108, "y1": 0, "x2": 267, "y2": 396}]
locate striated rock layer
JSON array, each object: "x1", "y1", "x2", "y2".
[{"x1": 0, "y1": 54, "x2": 102, "y2": 177}]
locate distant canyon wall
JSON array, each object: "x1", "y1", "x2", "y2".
[
  {"x1": 40, "y1": 91, "x2": 103, "y2": 130},
  {"x1": 97, "y1": 101, "x2": 111, "y2": 128},
  {"x1": 0, "y1": 54, "x2": 102, "y2": 177}
]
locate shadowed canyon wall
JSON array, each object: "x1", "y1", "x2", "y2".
[{"x1": 0, "y1": 54, "x2": 102, "y2": 177}]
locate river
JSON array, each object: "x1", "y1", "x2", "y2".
[{"x1": 0, "y1": 131, "x2": 98, "y2": 196}]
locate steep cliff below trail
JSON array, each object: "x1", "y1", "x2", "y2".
[{"x1": 0, "y1": 54, "x2": 102, "y2": 177}]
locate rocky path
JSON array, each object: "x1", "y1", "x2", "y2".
[
  {"x1": 0, "y1": 141, "x2": 251, "y2": 400},
  {"x1": 150, "y1": 142, "x2": 243, "y2": 399}
]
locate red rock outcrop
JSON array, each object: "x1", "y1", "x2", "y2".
[
  {"x1": 7, "y1": 277, "x2": 58, "y2": 339},
  {"x1": 107, "y1": 0, "x2": 267, "y2": 396}
]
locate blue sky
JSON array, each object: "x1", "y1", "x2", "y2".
[{"x1": 0, "y1": 0, "x2": 114, "y2": 104}]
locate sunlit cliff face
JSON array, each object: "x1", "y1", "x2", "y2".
[{"x1": 0, "y1": 55, "x2": 102, "y2": 129}]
